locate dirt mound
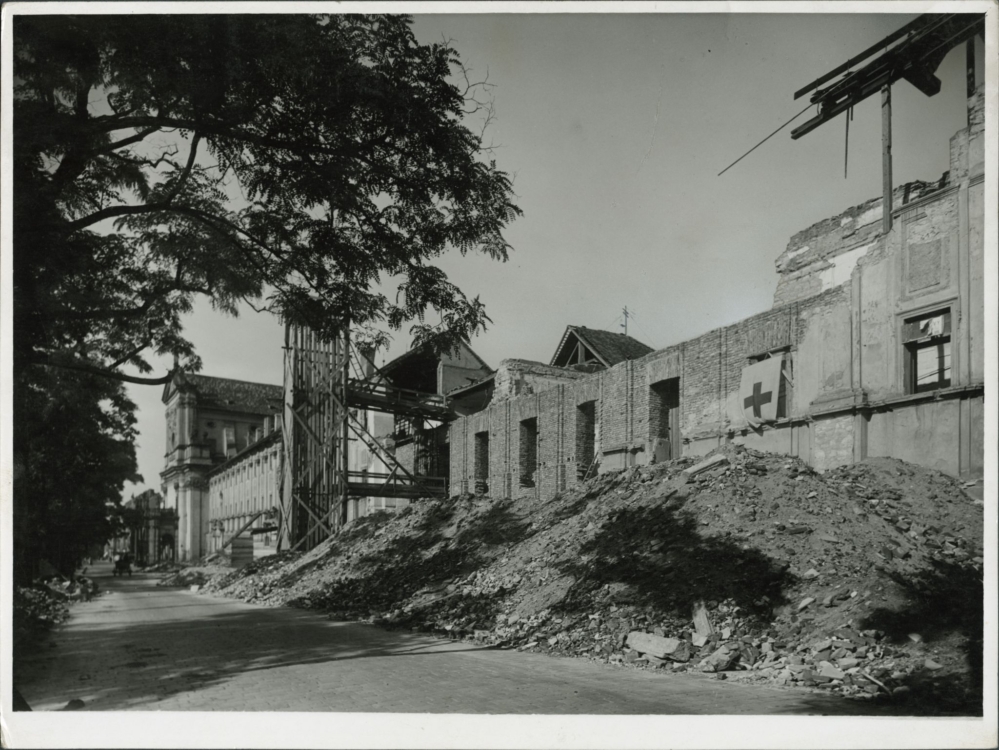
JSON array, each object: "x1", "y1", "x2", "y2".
[{"x1": 202, "y1": 446, "x2": 984, "y2": 715}]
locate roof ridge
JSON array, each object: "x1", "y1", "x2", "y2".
[{"x1": 185, "y1": 373, "x2": 282, "y2": 390}]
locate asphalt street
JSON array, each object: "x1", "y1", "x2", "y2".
[{"x1": 15, "y1": 563, "x2": 880, "y2": 715}]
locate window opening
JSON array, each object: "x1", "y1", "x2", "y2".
[
  {"x1": 576, "y1": 402, "x2": 597, "y2": 479},
  {"x1": 649, "y1": 377, "x2": 681, "y2": 462},
  {"x1": 473, "y1": 431, "x2": 490, "y2": 495},
  {"x1": 519, "y1": 418, "x2": 539, "y2": 488},
  {"x1": 903, "y1": 309, "x2": 952, "y2": 393}
]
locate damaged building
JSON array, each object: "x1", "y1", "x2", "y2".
[
  {"x1": 162, "y1": 15, "x2": 986, "y2": 559},
  {"x1": 448, "y1": 85, "x2": 986, "y2": 501}
]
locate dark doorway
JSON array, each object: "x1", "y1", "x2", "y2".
[
  {"x1": 474, "y1": 431, "x2": 490, "y2": 494},
  {"x1": 519, "y1": 418, "x2": 539, "y2": 488},
  {"x1": 576, "y1": 401, "x2": 597, "y2": 479},
  {"x1": 649, "y1": 377, "x2": 681, "y2": 462}
]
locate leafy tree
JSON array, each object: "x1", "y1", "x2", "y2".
[
  {"x1": 14, "y1": 13, "x2": 521, "y2": 385},
  {"x1": 12, "y1": 14, "x2": 520, "y2": 579},
  {"x1": 13, "y1": 367, "x2": 140, "y2": 581}
]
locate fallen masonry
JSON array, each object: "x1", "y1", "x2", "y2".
[{"x1": 185, "y1": 445, "x2": 984, "y2": 716}]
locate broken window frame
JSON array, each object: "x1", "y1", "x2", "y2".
[{"x1": 902, "y1": 308, "x2": 953, "y2": 394}]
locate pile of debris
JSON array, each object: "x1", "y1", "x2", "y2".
[
  {"x1": 200, "y1": 446, "x2": 984, "y2": 714},
  {"x1": 158, "y1": 563, "x2": 234, "y2": 589},
  {"x1": 13, "y1": 585, "x2": 73, "y2": 649}
]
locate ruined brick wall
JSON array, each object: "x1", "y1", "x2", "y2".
[
  {"x1": 772, "y1": 180, "x2": 948, "y2": 308},
  {"x1": 448, "y1": 92, "x2": 984, "y2": 493},
  {"x1": 492, "y1": 359, "x2": 585, "y2": 403}
]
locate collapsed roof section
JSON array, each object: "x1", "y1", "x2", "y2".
[
  {"x1": 791, "y1": 13, "x2": 985, "y2": 140},
  {"x1": 379, "y1": 339, "x2": 491, "y2": 396}
]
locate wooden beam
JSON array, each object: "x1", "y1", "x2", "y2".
[
  {"x1": 793, "y1": 15, "x2": 934, "y2": 100},
  {"x1": 967, "y1": 36, "x2": 976, "y2": 103},
  {"x1": 217, "y1": 509, "x2": 266, "y2": 550},
  {"x1": 882, "y1": 84, "x2": 893, "y2": 235}
]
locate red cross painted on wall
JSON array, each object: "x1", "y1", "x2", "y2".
[{"x1": 743, "y1": 381, "x2": 773, "y2": 418}]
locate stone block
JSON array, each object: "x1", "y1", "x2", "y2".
[
  {"x1": 700, "y1": 646, "x2": 740, "y2": 673},
  {"x1": 626, "y1": 631, "x2": 690, "y2": 661}
]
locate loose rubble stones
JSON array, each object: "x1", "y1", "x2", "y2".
[{"x1": 201, "y1": 446, "x2": 983, "y2": 714}]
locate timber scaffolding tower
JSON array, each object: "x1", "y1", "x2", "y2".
[{"x1": 279, "y1": 324, "x2": 453, "y2": 552}]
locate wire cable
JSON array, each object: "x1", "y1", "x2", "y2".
[{"x1": 718, "y1": 102, "x2": 815, "y2": 177}]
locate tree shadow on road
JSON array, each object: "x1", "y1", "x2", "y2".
[
  {"x1": 13, "y1": 600, "x2": 503, "y2": 711},
  {"x1": 13, "y1": 582, "x2": 891, "y2": 716},
  {"x1": 858, "y1": 559, "x2": 983, "y2": 716},
  {"x1": 556, "y1": 497, "x2": 794, "y2": 624}
]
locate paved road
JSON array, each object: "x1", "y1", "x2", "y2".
[{"x1": 16, "y1": 564, "x2": 878, "y2": 714}]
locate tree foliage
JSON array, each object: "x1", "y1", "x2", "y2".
[
  {"x1": 12, "y1": 14, "x2": 520, "y2": 580},
  {"x1": 13, "y1": 367, "x2": 140, "y2": 581},
  {"x1": 14, "y1": 14, "x2": 521, "y2": 384}
]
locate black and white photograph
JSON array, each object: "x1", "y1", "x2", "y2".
[{"x1": 1, "y1": 3, "x2": 996, "y2": 748}]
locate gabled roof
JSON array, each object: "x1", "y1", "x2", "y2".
[
  {"x1": 550, "y1": 326, "x2": 654, "y2": 369},
  {"x1": 163, "y1": 372, "x2": 283, "y2": 414}
]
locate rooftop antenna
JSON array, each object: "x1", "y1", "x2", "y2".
[{"x1": 621, "y1": 306, "x2": 631, "y2": 336}]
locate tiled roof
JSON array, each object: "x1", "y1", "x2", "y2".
[
  {"x1": 553, "y1": 326, "x2": 654, "y2": 368},
  {"x1": 184, "y1": 374, "x2": 283, "y2": 414}
]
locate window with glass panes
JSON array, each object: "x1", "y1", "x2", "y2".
[{"x1": 902, "y1": 309, "x2": 952, "y2": 394}]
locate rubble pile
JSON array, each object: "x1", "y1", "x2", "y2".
[
  {"x1": 158, "y1": 563, "x2": 235, "y2": 588},
  {"x1": 202, "y1": 446, "x2": 984, "y2": 714},
  {"x1": 13, "y1": 585, "x2": 72, "y2": 649}
]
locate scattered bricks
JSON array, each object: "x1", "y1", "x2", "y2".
[
  {"x1": 738, "y1": 643, "x2": 760, "y2": 667},
  {"x1": 692, "y1": 601, "x2": 715, "y2": 637},
  {"x1": 700, "y1": 645, "x2": 741, "y2": 673},
  {"x1": 667, "y1": 641, "x2": 693, "y2": 663},
  {"x1": 682, "y1": 454, "x2": 729, "y2": 479},
  {"x1": 817, "y1": 663, "x2": 845, "y2": 680},
  {"x1": 797, "y1": 597, "x2": 816, "y2": 611},
  {"x1": 837, "y1": 657, "x2": 860, "y2": 670},
  {"x1": 802, "y1": 568, "x2": 820, "y2": 580},
  {"x1": 625, "y1": 631, "x2": 688, "y2": 660},
  {"x1": 691, "y1": 633, "x2": 709, "y2": 648}
]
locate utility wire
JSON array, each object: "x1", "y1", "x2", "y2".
[{"x1": 718, "y1": 102, "x2": 816, "y2": 177}]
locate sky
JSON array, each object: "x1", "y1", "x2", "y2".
[{"x1": 122, "y1": 10, "x2": 984, "y2": 499}]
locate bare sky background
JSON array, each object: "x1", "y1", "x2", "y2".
[{"x1": 123, "y1": 11, "x2": 983, "y2": 500}]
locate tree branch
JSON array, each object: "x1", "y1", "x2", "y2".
[
  {"x1": 96, "y1": 126, "x2": 161, "y2": 156},
  {"x1": 163, "y1": 132, "x2": 201, "y2": 204},
  {"x1": 36, "y1": 357, "x2": 176, "y2": 386}
]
